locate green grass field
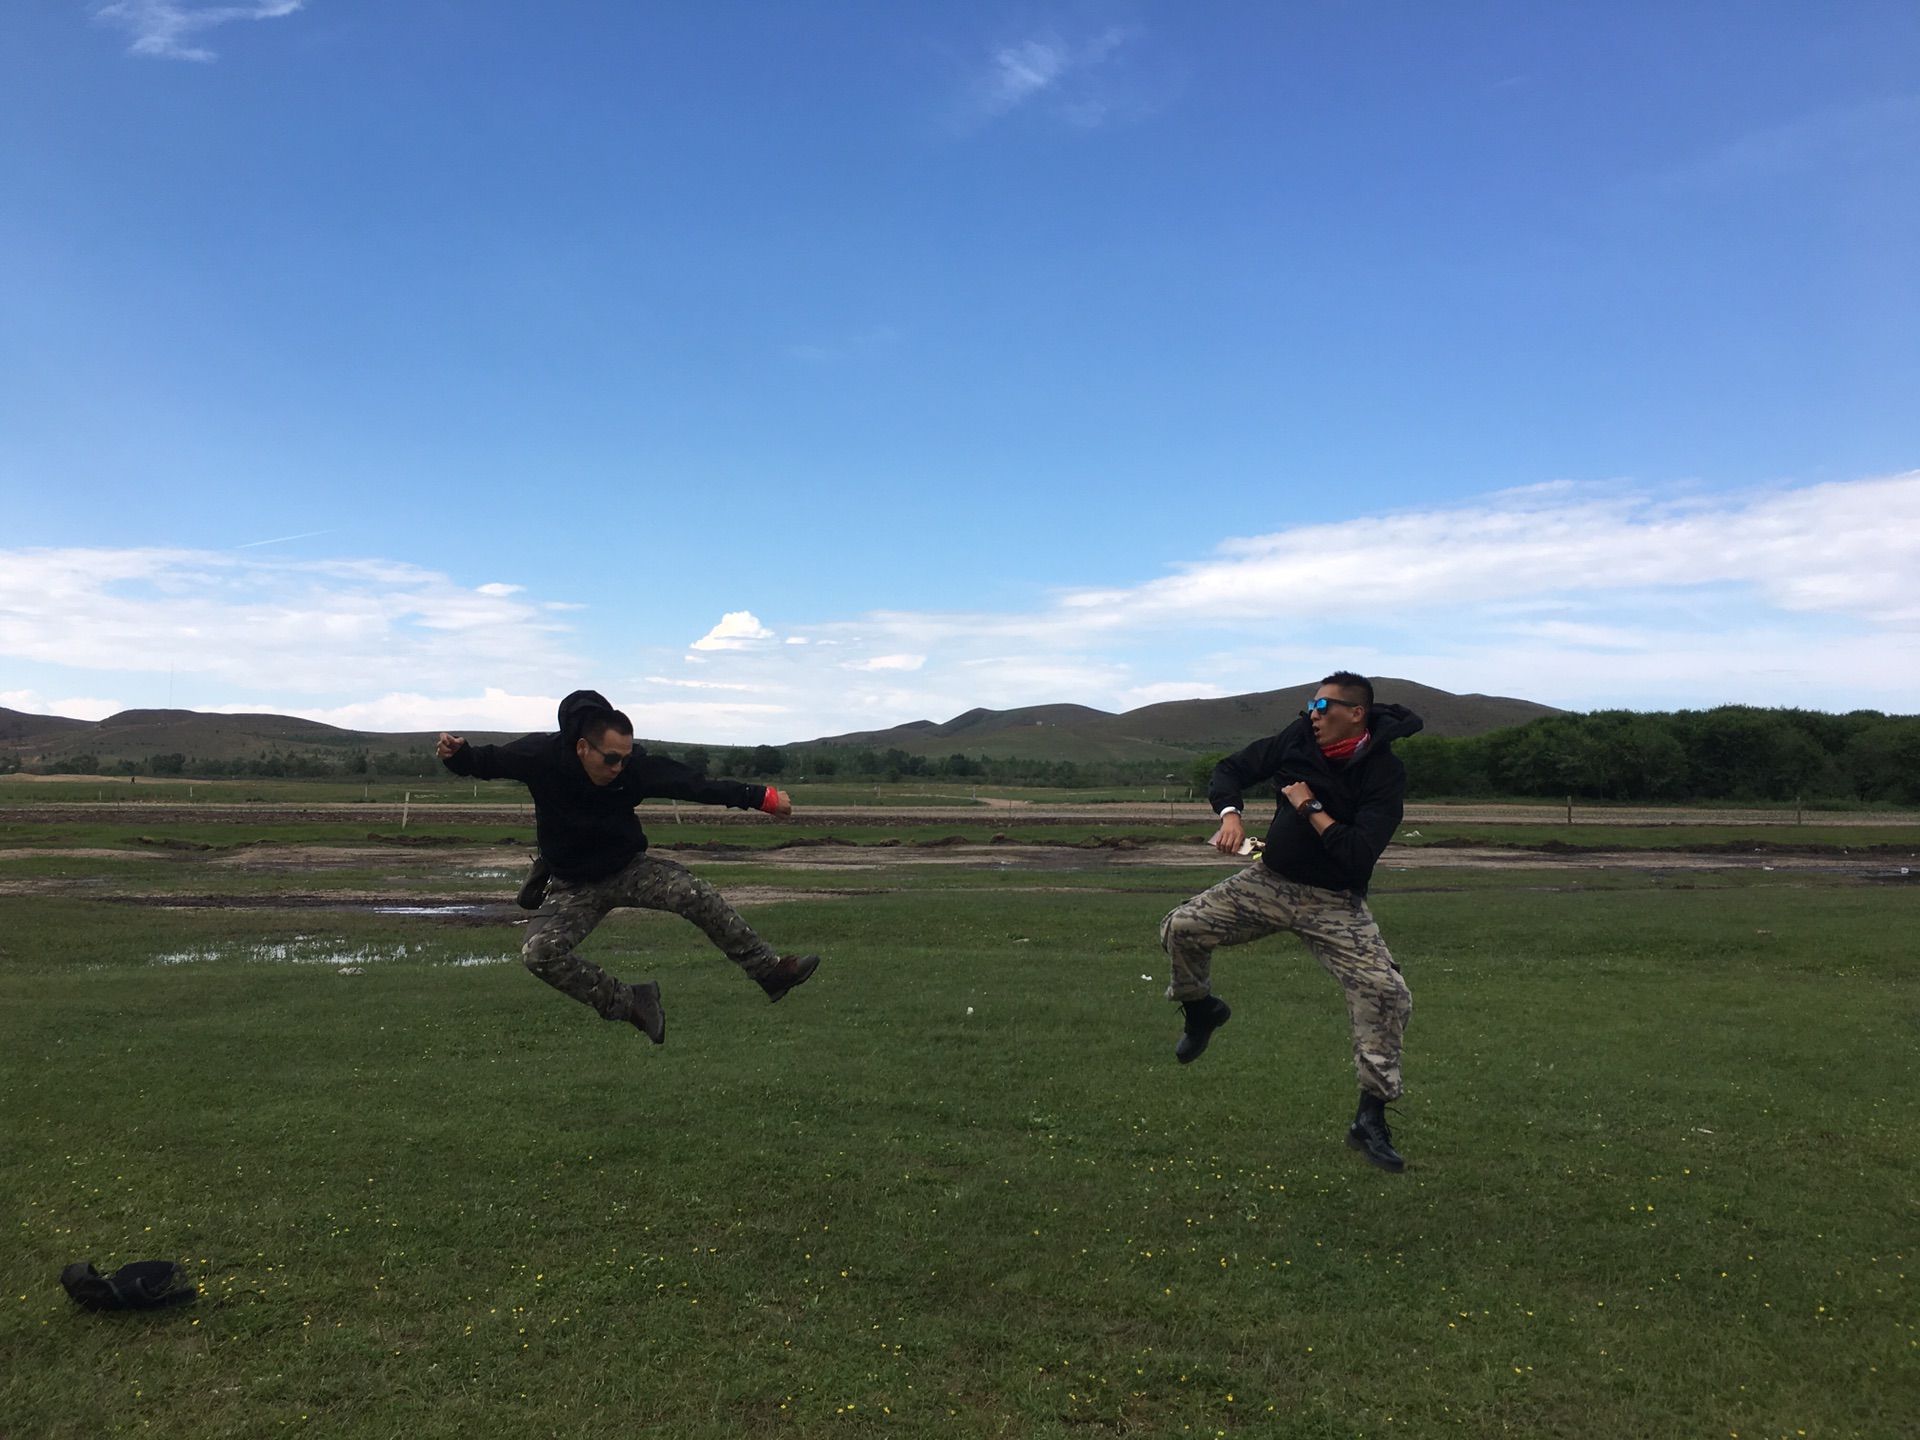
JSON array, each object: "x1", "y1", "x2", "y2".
[{"x1": 1, "y1": 824, "x2": 1914, "y2": 1437}]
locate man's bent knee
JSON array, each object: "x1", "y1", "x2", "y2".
[
  {"x1": 522, "y1": 931, "x2": 570, "y2": 976},
  {"x1": 1159, "y1": 905, "x2": 1201, "y2": 952}
]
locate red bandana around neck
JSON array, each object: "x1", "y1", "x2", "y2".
[{"x1": 1319, "y1": 732, "x2": 1368, "y2": 762}]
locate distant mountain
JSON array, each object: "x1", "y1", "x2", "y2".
[
  {"x1": 0, "y1": 706, "x2": 94, "y2": 743},
  {"x1": 0, "y1": 679, "x2": 1560, "y2": 770},
  {"x1": 0, "y1": 707, "x2": 524, "y2": 767},
  {"x1": 806, "y1": 678, "x2": 1560, "y2": 763}
]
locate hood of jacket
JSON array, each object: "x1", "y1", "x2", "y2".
[
  {"x1": 557, "y1": 689, "x2": 615, "y2": 745},
  {"x1": 1364, "y1": 702, "x2": 1423, "y2": 747}
]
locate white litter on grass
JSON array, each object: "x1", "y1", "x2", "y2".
[
  {"x1": 1140, "y1": 974, "x2": 1154, "y2": 981},
  {"x1": 151, "y1": 941, "x2": 422, "y2": 967},
  {"x1": 966, "y1": 1006, "x2": 975, "y2": 1016},
  {"x1": 150, "y1": 940, "x2": 514, "y2": 969}
]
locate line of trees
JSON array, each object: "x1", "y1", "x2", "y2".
[
  {"x1": 1187, "y1": 706, "x2": 1919, "y2": 805},
  {"x1": 1397, "y1": 707, "x2": 1919, "y2": 804},
  {"x1": 5, "y1": 705, "x2": 1914, "y2": 802}
]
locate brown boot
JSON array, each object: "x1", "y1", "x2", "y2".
[
  {"x1": 756, "y1": 954, "x2": 819, "y2": 1004},
  {"x1": 624, "y1": 980, "x2": 665, "y2": 1044}
]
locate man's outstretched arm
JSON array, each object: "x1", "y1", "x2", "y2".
[
  {"x1": 436, "y1": 732, "x2": 542, "y2": 783},
  {"x1": 630, "y1": 752, "x2": 789, "y2": 815}
]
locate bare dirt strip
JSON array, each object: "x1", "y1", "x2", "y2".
[
  {"x1": 5, "y1": 801, "x2": 1918, "y2": 828},
  {"x1": 3, "y1": 835, "x2": 1913, "y2": 914}
]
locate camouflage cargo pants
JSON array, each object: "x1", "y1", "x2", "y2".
[
  {"x1": 1159, "y1": 861, "x2": 1412, "y2": 1100},
  {"x1": 520, "y1": 852, "x2": 780, "y2": 1018}
]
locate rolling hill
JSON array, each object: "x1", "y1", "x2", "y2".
[
  {"x1": 805, "y1": 678, "x2": 1558, "y2": 764},
  {"x1": 0, "y1": 679, "x2": 1558, "y2": 771}
]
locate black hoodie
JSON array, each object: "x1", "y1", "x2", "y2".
[
  {"x1": 1206, "y1": 702, "x2": 1423, "y2": 897},
  {"x1": 441, "y1": 690, "x2": 770, "y2": 882}
]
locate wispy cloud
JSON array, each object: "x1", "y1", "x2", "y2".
[
  {"x1": 95, "y1": 0, "x2": 304, "y2": 64},
  {"x1": 235, "y1": 528, "x2": 332, "y2": 550},
  {"x1": 785, "y1": 325, "x2": 902, "y2": 365},
  {"x1": 959, "y1": 24, "x2": 1145, "y2": 130},
  {"x1": 844, "y1": 654, "x2": 926, "y2": 673},
  {"x1": 1642, "y1": 93, "x2": 1920, "y2": 196}
]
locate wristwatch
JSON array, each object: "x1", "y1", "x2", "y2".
[{"x1": 1297, "y1": 800, "x2": 1325, "y2": 817}]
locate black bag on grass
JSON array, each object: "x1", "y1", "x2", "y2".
[{"x1": 61, "y1": 1260, "x2": 196, "y2": 1312}]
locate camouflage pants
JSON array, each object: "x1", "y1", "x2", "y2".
[
  {"x1": 1159, "y1": 862, "x2": 1412, "y2": 1100},
  {"x1": 520, "y1": 852, "x2": 780, "y2": 1018}
]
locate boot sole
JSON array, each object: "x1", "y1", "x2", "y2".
[
  {"x1": 1345, "y1": 1129, "x2": 1406, "y2": 1172},
  {"x1": 1175, "y1": 1005, "x2": 1230, "y2": 1064},
  {"x1": 629, "y1": 981, "x2": 666, "y2": 1045},
  {"x1": 764, "y1": 955, "x2": 820, "y2": 1004}
]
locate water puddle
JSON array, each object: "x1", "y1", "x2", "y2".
[{"x1": 371, "y1": 904, "x2": 489, "y2": 916}]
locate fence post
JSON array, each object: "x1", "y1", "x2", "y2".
[
  {"x1": 402, "y1": 791, "x2": 410, "y2": 829},
  {"x1": 1796, "y1": 794, "x2": 1803, "y2": 825},
  {"x1": 1566, "y1": 794, "x2": 1573, "y2": 825}
]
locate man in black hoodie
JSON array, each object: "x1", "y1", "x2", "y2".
[
  {"x1": 436, "y1": 690, "x2": 818, "y2": 1044},
  {"x1": 1159, "y1": 672, "x2": 1422, "y2": 1171}
]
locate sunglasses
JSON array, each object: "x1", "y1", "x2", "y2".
[
  {"x1": 1304, "y1": 697, "x2": 1363, "y2": 714},
  {"x1": 585, "y1": 741, "x2": 633, "y2": 769}
]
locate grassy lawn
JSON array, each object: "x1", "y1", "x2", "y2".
[{"x1": 1, "y1": 839, "x2": 1914, "y2": 1437}]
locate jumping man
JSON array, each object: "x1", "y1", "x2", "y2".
[
  {"x1": 1159, "y1": 672, "x2": 1423, "y2": 1171},
  {"x1": 436, "y1": 690, "x2": 818, "y2": 1044}
]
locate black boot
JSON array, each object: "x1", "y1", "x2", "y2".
[
  {"x1": 757, "y1": 953, "x2": 819, "y2": 1003},
  {"x1": 1346, "y1": 1091, "x2": 1405, "y2": 1172},
  {"x1": 1175, "y1": 995, "x2": 1231, "y2": 1064},
  {"x1": 515, "y1": 856, "x2": 552, "y2": 911},
  {"x1": 623, "y1": 980, "x2": 665, "y2": 1044}
]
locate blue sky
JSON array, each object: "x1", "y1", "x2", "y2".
[{"x1": 2, "y1": 1, "x2": 1916, "y2": 741}]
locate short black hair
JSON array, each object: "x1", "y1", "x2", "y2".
[
  {"x1": 1321, "y1": 671, "x2": 1374, "y2": 710},
  {"x1": 582, "y1": 710, "x2": 634, "y2": 744}
]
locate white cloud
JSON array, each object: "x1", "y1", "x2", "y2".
[
  {"x1": 229, "y1": 687, "x2": 560, "y2": 735},
  {"x1": 984, "y1": 39, "x2": 1069, "y2": 113},
  {"x1": 1645, "y1": 94, "x2": 1920, "y2": 195},
  {"x1": 1119, "y1": 681, "x2": 1228, "y2": 709},
  {"x1": 94, "y1": 0, "x2": 303, "y2": 63},
  {"x1": 785, "y1": 325, "x2": 902, "y2": 365},
  {"x1": 0, "y1": 547, "x2": 580, "y2": 696},
  {"x1": 1049, "y1": 472, "x2": 1920, "y2": 633},
  {"x1": 845, "y1": 654, "x2": 926, "y2": 673},
  {"x1": 640, "y1": 676, "x2": 761, "y2": 692},
  {"x1": 620, "y1": 701, "x2": 791, "y2": 743},
  {"x1": 476, "y1": 582, "x2": 524, "y2": 598},
  {"x1": 7, "y1": 472, "x2": 1914, "y2": 746},
  {"x1": 690, "y1": 610, "x2": 777, "y2": 651},
  {"x1": 0, "y1": 691, "x2": 127, "y2": 722},
  {"x1": 962, "y1": 24, "x2": 1144, "y2": 129}
]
